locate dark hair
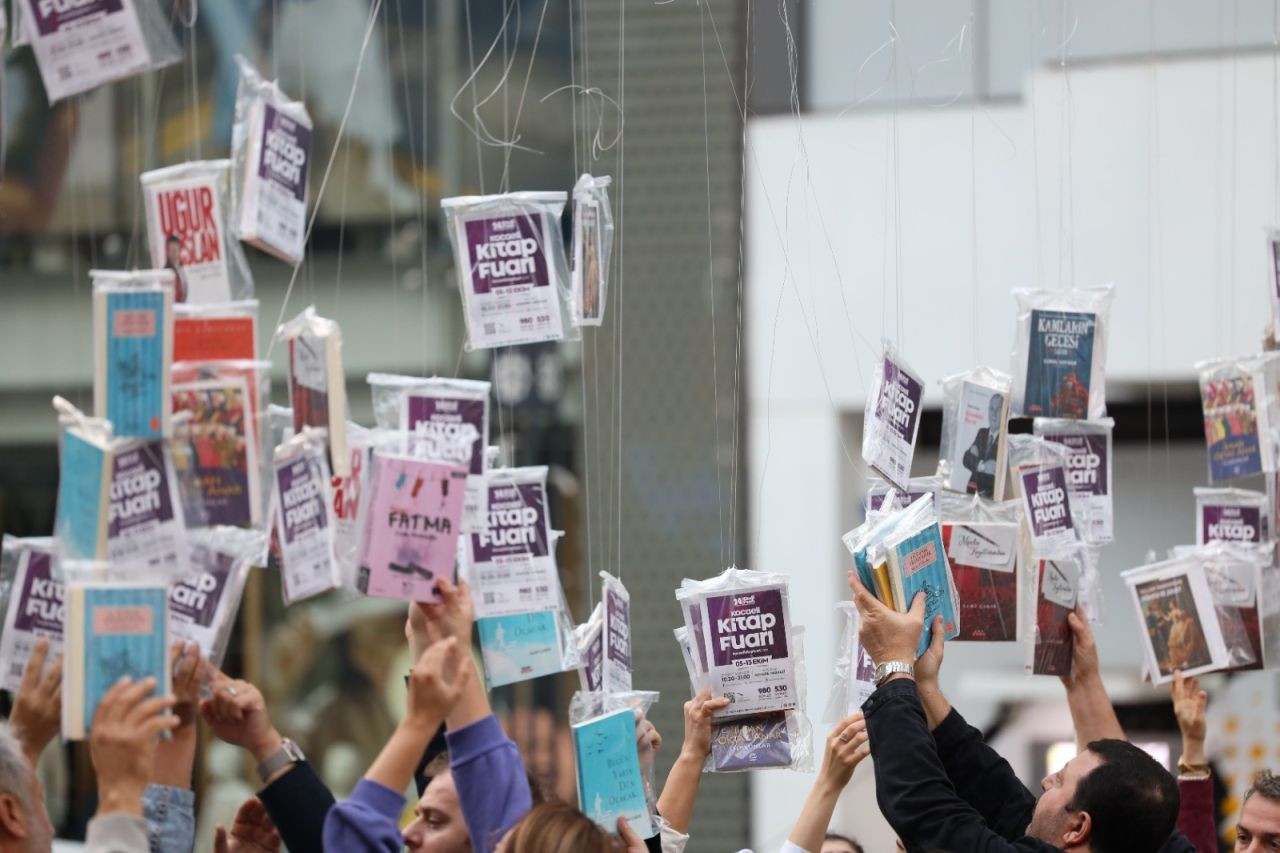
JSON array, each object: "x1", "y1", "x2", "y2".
[
  {"x1": 1069, "y1": 739, "x2": 1179, "y2": 853},
  {"x1": 167, "y1": 234, "x2": 181, "y2": 244},
  {"x1": 1245, "y1": 769, "x2": 1280, "y2": 806},
  {"x1": 502, "y1": 801, "x2": 624, "y2": 853},
  {"x1": 823, "y1": 832, "x2": 864, "y2": 853}
]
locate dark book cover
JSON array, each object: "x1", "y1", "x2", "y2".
[
  {"x1": 1032, "y1": 559, "x2": 1076, "y2": 676},
  {"x1": 1023, "y1": 309, "x2": 1096, "y2": 419},
  {"x1": 943, "y1": 524, "x2": 1017, "y2": 642}
]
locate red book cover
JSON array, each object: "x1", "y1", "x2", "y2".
[
  {"x1": 174, "y1": 315, "x2": 256, "y2": 362},
  {"x1": 942, "y1": 523, "x2": 1018, "y2": 642},
  {"x1": 1032, "y1": 558, "x2": 1077, "y2": 676}
]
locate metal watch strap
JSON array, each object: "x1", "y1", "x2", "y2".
[
  {"x1": 256, "y1": 738, "x2": 303, "y2": 782},
  {"x1": 874, "y1": 661, "x2": 914, "y2": 686}
]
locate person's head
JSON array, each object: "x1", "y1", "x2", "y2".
[
  {"x1": 1027, "y1": 739, "x2": 1178, "y2": 853},
  {"x1": 403, "y1": 756, "x2": 470, "y2": 853},
  {"x1": 166, "y1": 234, "x2": 181, "y2": 265},
  {"x1": 1238, "y1": 769, "x2": 1280, "y2": 852},
  {"x1": 987, "y1": 392, "x2": 1004, "y2": 427},
  {"x1": 496, "y1": 801, "x2": 625, "y2": 853},
  {"x1": 821, "y1": 832, "x2": 863, "y2": 853},
  {"x1": 0, "y1": 725, "x2": 53, "y2": 853}
]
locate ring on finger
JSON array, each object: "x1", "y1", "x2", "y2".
[
  {"x1": 838, "y1": 731, "x2": 852, "y2": 742},
  {"x1": 224, "y1": 685, "x2": 238, "y2": 697}
]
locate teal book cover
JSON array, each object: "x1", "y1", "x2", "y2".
[
  {"x1": 476, "y1": 611, "x2": 562, "y2": 688},
  {"x1": 888, "y1": 523, "x2": 960, "y2": 657},
  {"x1": 76, "y1": 586, "x2": 169, "y2": 737},
  {"x1": 55, "y1": 430, "x2": 108, "y2": 559},
  {"x1": 572, "y1": 707, "x2": 653, "y2": 837}
]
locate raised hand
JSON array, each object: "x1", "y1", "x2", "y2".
[
  {"x1": 847, "y1": 570, "x2": 924, "y2": 666},
  {"x1": 9, "y1": 637, "x2": 62, "y2": 765},
  {"x1": 405, "y1": 637, "x2": 469, "y2": 734},
  {"x1": 414, "y1": 577, "x2": 476, "y2": 648},
  {"x1": 199, "y1": 673, "x2": 284, "y2": 765},
  {"x1": 1171, "y1": 670, "x2": 1208, "y2": 766},
  {"x1": 89, "y1": 677, "x2": 178, "y2": 817},
  {"x1": 214, "y1": 797, "x2": 281, "y2": 853},
  {"x1": 170, "y1": 641, "x2": 208, "y2": 726},
  {"x1": 679, "y1": 688, "x2": 732, "y2": 761},
  {"x1": 1059, "y1": 608, "x2": 1099, "y2": 689},
  {"x1": 820, "y1": 713, "x2": 870, "y2": 791}
]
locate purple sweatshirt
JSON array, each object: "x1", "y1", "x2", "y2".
[{"x1": 322, "y1": 714, "x2": 533, "y2": 853}]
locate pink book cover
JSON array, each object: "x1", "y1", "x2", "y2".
[{"x1": 357, "y1": 455, "x2": 468, "y2": 602}]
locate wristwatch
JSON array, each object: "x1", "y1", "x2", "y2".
[
  {"x1": 873, "y1": 661, "x2": 914, "y2": 686},
  {"x1": 256, "y1": 738, "x2": 306, "y2": 782}
]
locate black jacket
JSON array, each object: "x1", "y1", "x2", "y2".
[
  {"x1": 257, "y1": 761, "x2": 336, "y2": 853},
  {"x1": 864, "y1": 679, "x2": 1197, "y2": 853}
]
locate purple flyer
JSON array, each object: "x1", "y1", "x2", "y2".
[
  {"x1": 170, "y1": 550, "x2": 232, "y2": 631},
  {"x1": 1201, "y1": 505, "x2": 1264, "y2": 544},
  {"x1": 471, "y1": 482, "x2": 549, "y2": 562},
  {"x1": 0, "y1": 549, "x2": 64, "y2": 692},
  {"x1": 106, "y1": 441, "x2": 184, "y2": 572},
  {"x1": 711, "y1": 712, "x2": 792, "y2": 771},
  {"x1": 259, "y1": 104, "x2": 311, "y2": 203},
  {"x1": 30, "y1": 0, "x2": 124, "y2": 34},
  {"x1": 404, "y1": 394, "x2": 486, "y2": 476},
  {"x1": 277, "y1": 457, "x2": 326, "y2": 545},
  {"x1": 1020, "y1": 464, "x2": 1076, "y2": 547},
  {"x1": 579, "y1": 624, "x2": 604, "y2": 692},
  {"x1": 702, "y1": 586, "x2": 797, "y2": 717},
  {"x1": 464, "y1": 214, "x2": 550, "y2": 293},
  {"x1": 604, "y1": 584, "x2": 632, "y2": 691},
  {"x1": 864, "y1": 351, "x2": 924, "y2": 490}
]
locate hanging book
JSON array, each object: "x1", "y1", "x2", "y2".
[
  {"x1": 53, "y1": 403, "x2": 114, "y2": 561},
  {"x1": 1033, "y1": 418, "x2": 1114, "y2": 545},
  {"x1": 1011, "y1": 285, "x2": 1113, "y2": 420},
  {"x1": 601, "y1": 572, "x2": 633, "y2": 693},
  {"x1": 440, "y1": 192, "x2": 569, "y2": 349},
  {"x1": 1015, "y1": 450, "x2": 1078, "y2": 551},
  {"x1": 864, "y1": 476, "x2": 942, "y2": 516},
  {"x1": 938, "y1": 369, "x2": 1012, "y2": 500},
  {"x1": 1197, "y1": 354, "x2": 1280, "y2": 482},
  {"x1": 943, "y1": 522, "x2": 1018, "y2": 642},
  {"x1": 571, "y1": 707, "x2": 654, "y2": 837},
  {"x1": 1122, "y1": 556, "x2": 1233, "y2": 684},
  {"x1": 1194, "y1": 487, "x2": 1269, "y2": 545},
  {"x1": 1027, "y1": 556, "x2": 1078, "y2": 677},
  {"x1": 92, "y1": 270, "x2": 174, "y2": 439},
  {"x1": 883, "y1": 512, "x2": 961, "y2": 657},
  {"x1": 271, "y1": 429, "x2": 340, "y2": 605},
  {"x1": 468, "y1": 467, "x2": 558, "y2": 618},
  {"x1": 106, "y1": 439, "x2": 187, "y2": 576},
  {"x1": 168, "y1": 528, "x2": 260, "y2": 669},
  {"x1": 141, "y1": 160, "x2": 254, "y2": 304},
  {"x1": 0, "y1": 538, "x2": 62, "y2": 693},
  {"x1": 861, "y1": 341, "x2": 924, "y2": 492},
  {"x1": 62, "y1": 580, "x2": 170, "y2": 740},
  {"x1": 278, "y1": 307, "x2": 349, "y2": 477},
  {"x1": 570, "y1": 174, "x2": 614, "y2": 326},
  {"x1": 574, "y1": 603, "x2": 605, "y2": 692},
  {"x1": 173, "y1": 301, "x2": 259, "y2": 362},
  {"x1": 171, "y1": 374, "x2": 261, "y2": 527},
  {"x1": 396, "y1": 377, "x2": 491, "y2": 532}
]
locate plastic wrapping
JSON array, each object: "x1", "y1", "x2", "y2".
[
  {"x1": 174, "y1": 300, "x2": 259, "y2": 362},
  {"x1": 1260, "y1": 560, "x2": 1280, "y2": 668},
  {"x1": 270, "y1": 428, "x2": 340, "y2": 605},
  {"x1": 277, "y1": 307, "x2": 349, "y2": 476},
  {"x1": 171, "y1": 360, "x2": 272, "y2": 528},
  {"x1": 170, "y1": 527, "x2": 263, "y2": 669},
  {"x1": 440, "y1": 192, "x2": 576, "y2": 349},
  {"x1": 53, "y1": 397, "x2": 115, "y2": 561},
  {"x1": 140, "y1": 160, "x2": 255, "y2": 303},
  {"x1": 569, "y1": 690, "x2": 661, "y2": 836},
  {"x1": 21, "y1": 0, "x2": 181, "y2": 103},
  {"x1": 574, "y1": 602, "x2": 605, "y2": 692},
  {"x1": 1010, "y1": 284, "x2": 1114, "y2": 420},
  {"x1": 1267, "y1": 227, "x2": 1280, "y2": 345},
  {"x1": 938, "y1": 367, "x2": 1012, "y2": 500},
  {"x1": 1173, "y1": 542, "x2": 1268, "y2": 671},
  {"x1": 60, "y1": 561, "x2": 172, "y2": 740},
  {"x1": 354, "y1": 450, "x2": 468, "y2": 602},
  {"x1": 0, "y1": 536, "x2": 61, "y2": 693},
  {"x1": 1121, "y1": 554, "x2": 1238, "y2": 684},
  {"x1": 675, "y1": 567, "x2": 799, "y2": 719},
  {"x1": 1196, "y1": 353, "x2": 1280, "y2": 482},
  {"x1": 825, "y1": 602, "x2": 877, "y2": 723},
  {"x1": 1033, "y1": 417, "x2": 1115, "y2": 545},
  {"x1": 570, "y1": 174, "x2": 615, "y2": 326},
  {"x1": 331, "y1": 423, "x2": 395, "y2": 589},
  {"x1": 368, "y1": 373, "x2": 492, "y2": 533},
  {"x1": 231, "y1": 55, "x2": 313, "y2": 265},
  {"x1": 938, "y1": 497, "x2": 1023, "y2": 642},
  {"x1": 1007, "y1": 435, "x2": 1079, "y2": 551},
  {"x1": 600, "y1": 571, "x2": 633, "y2": 692},
  {"x1": 104, "y1": 436, "x2": 190, "y2": 578},
  {"x1": 92, "y1": 270, "x2": 175, "y2": 439},
  {"x1": 1194, "y1": 487, "x2": 1270, "y2": 546},
  {"x1": 863, "y1": 475, "x2": 942, "y2": 516},
  {"x1": 861, "y1": 341, "x2": 925, "y2": 491},
  {"x1": 1023, "y1": 543, "x2": 1089, "y2": 676}
]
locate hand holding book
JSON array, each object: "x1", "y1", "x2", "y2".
[
  {"x1": 89, "y1": 676, "x2": 179, "y2": 818},
  {"x1": 9, "y1": 637, "x2": 63, "y2": 767},
  {"x1": 846, "y1": 569, "x2": 925, "y2": 668}
]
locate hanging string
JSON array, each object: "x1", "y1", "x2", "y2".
[
  {"x1": 613, "y1": 0, "x2": 626, "y2": 580},
  {"x1": 1228, "y1": 0, "x2": 1240, "y2": 339},
  {"x1": 1029, "y1": 3, "x2": 1044, "y2": 288}
]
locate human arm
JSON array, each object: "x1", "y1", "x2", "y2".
[
  {"x1": 413, "y1": 578, "x2": 489, "y2": 730},
  {"x1": 214, "y1": 797, "x2": 282, "y2": 853},
  {"x1": 150, "y1": 642, "x2": 205, "y2": 789},
  {"x1": 786, "y1": 714, "x2": 870, "y2": 853},
  {"x1": 655, "y1": 689, "x2": 731, "y2": 833},
  {"x1": 8, "y1": 637, "x2": 62, "y2": 767},
  {"x1": 1170, "y1": 671, "x2": 1216, "y2": 853},
  {"x1": 1059, "y1": 608, "x2": 1124, "y2": 750}
]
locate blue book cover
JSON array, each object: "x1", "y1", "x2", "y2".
[
  {"x1": 476, "y1": 611, "x2": 563, "y2": 688},
  {"x1": 55, "y1": 429, "x2": 110, "y2": 559},
  {"x1": 1023, "y1": 309, "x2": 1096, "y2": 419},
  {"x1": 887, "y1": 523, "x2": 960, "y2": 657},
  {"x1": 65, "y1": 585, "x2": 169, "y2": 740},
  {"x1": 572, "y1": 707, "x2": 654, "y2": 837},
  {"x1": 99, "y1": 288, "x2": 171, "y2": 438}
]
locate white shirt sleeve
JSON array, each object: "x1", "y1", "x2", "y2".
[
  {"x1": 779, "y1": 842, "x2": 812, "y2": 853},
  {"x1": 656, "y1": 815, "x2": 690, "y2": 853}
]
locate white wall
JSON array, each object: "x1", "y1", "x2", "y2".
[{"x1": 746, "y1": 52, "x2": 1280, "y2": 850}]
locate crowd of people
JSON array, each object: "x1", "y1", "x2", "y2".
[{"x1": 0, "y1": 573, "x2": 1276, "y2": 852}]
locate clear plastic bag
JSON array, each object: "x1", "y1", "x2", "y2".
[
  {"x1": 1267, "y1": 227, "x2": 1280, "y2": 345},
  {"x1": 937, "y1": 496, "x2": 1023, "y2": 642},
  {"x1": 59, "y1": 560, "x2": 173, "y2": 740},
  {"x1": 1120, "y1": 554, "x2": 1238, "y2": 684},
  {"x1": 104, "y1": 436, "x2": 191, "y2": 579},
  {"x1": 1010, "y1": 284, "x2": 1114, "y2": 420},
  {"x1": 270, "y1": 427, "x2": 340, "y2": 605},
  {"x1": 92, "y1": 270, "x2": 175, "y2": 440},
  {"x1": 675, "y1": 567, "x2": 799, "y2": 719},
  {"x1": 1195, "y1": 353, "x2": 1280, "y2": 482},
  {"x1": 140, "y1": 160, "x2": 255, "y2": 303},
  {"x1": 170, "y1": 527, "x2": 263, "y2": 669},
  {"x1": 0, "y1": 536, "x2": 61, "y2": 693},
  {"x1": 171, "y1": 360, "x2": 272, "y2": 529},
  {"x1": 52, "y1": 396, "x2": 115, "y2": 561},
  {"x1": 570, "y1": 174, "x2": 614, "y2": 326},
  {"x1": 174, "y1": 300, "x2": 260, "y2": 362},
  {"x1": 332, "y1": 424, "x2": 399, "y2": 589},
  {"x1": 863, "y1": 475, "x2": 942, "y2": 516},
  {"x1": 569, "y1": 690, "x2": 661, "y2": 836},
  {"x1": 600, "y1": 571, "x2": 632, "y2": 692},
  {"x1": 277, "y1": 307, "x2": 349, "y2": 476},
  {"x1": 231, "y1": 55, "x2": 313, "y2": 265},
  {"x1": 938, "y1": 367, "x2": 1012, "y2": 500},
  {"x1": 825, "y1": 602, "x2": 877, "y2": 722},
  {"x1": 1194, "y1": 487, "x2": 1269, "y2": 546},
  {"x1": 1007, "y1": 435, "x2": 1080, "y2": 551},
  {"x1": 1023, "y1": 543, "x2": 1085, "y2": 677},
  {"x1": 22, "y1": 0, "x2": 181, "y2": 103},
  {"x1": 1034, "y1": 417, "x2": 1115, "y2": 545},
  {"x1": 575, "y1": 602, "x2": 605, "y2": 692},
  {"x1": 861, "y1": 340, "x2": 925, "y2": 491},
  {"x1": 1171, "y1": 542, "x2": 1269, "y2": 670},
  {"x1": 440, "y1": 192, "x2": 577, "y2": 349}
]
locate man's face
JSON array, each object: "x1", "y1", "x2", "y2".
[
  {"x1": 167, "y1": 240, "x2": 181, "y2": 265},
  {"x1": 987, "y1": 394, "x2": 1004, "y2": 427},
  {"x1": 402, "y1": 770, "x2": 471, "y2": 853},
  {"x1": 1026, "y1": 750, "x2": 1103, "y2": 845},
  {"x1": 1237, "y1": 794, "x2": 1280, "y2": 851}
]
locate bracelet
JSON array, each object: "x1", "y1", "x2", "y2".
[{"x1": 1176, "y1": 757, "x2": 1211, "y2": 778}]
